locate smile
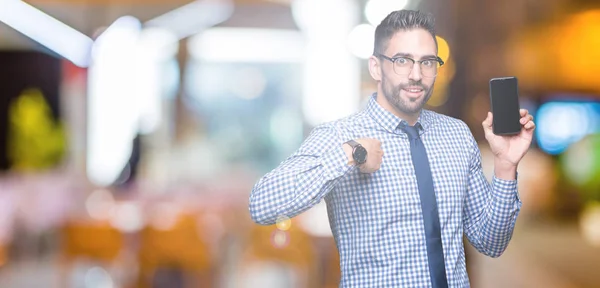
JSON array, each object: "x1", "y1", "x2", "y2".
[{"x1": 402, "y1": 87, "x2": 424, "y2": 96}]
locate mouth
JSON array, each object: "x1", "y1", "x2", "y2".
[{"x1": 402, "y1": 86, "x2": 424, "y2": 98}]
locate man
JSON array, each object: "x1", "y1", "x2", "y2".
[{"x1": 249, "y1": 9, "x2": 535, "y2": 288}]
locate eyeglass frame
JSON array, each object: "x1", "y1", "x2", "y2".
[{"x1": 374, "y1": 52, "x2": 445, "y2": 78}]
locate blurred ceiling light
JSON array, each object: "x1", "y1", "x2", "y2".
[
  {"x1": 0, "y1": 0, "x2": 93, "y2": 67},
  {"x1": 347, "y1": 24, "x2": 375, "y2": 59},
  {"x1": 145, "y1": 0, "x2": 234, "y2": 40},
  {"x1": 292, "y1": 0, "x2": 357, "y2": 33},
  {"x1": 292, "y1": 0, "x2": 360, "y2": 127},
  {"x1": 137, "y1": 27, "x2": 179, "y2": 61},
  {"x1": 86, "y1": 0, "x2": 230, "y2": 188},
  {"x1": 134, "y1": 28, "x2": 177, "y2": 135},
  {"x1": 364, "y1": 0, "x2": 409, "y2": 27},
  {"x1": 188, "y1": 28, "x2": 305, "y2": 62},
  {"x1": 87, "y1": 16, "x2": 143, "y2": 187},
  {"x1": 92, "y1": 16, "x2": 142, "y2": 61}
]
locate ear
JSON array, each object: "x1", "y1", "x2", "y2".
[{"x1": 368, "y1": 55, "x2": 382, "y2": 82}]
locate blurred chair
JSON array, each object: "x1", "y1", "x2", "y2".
[
  {"x1": 238, "y1": 222, "x2": 318, "y2": 288},
  {"x1": 136, "y1": 212, "x2": 213, "y2": 288},
  {"x1": 59, "y1": 220, "x2": 125, "y2": 287}
]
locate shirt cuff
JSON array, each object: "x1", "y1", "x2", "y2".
[
  {"x1": 491, "y1": 174, "x2": 520, "y2": 203},
  {"x1": 321, "y1": 144, "x2": 355, "y2": 180}
]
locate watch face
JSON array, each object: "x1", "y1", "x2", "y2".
[{"x1": 353, "y1": 146, "x2": 368, "y2": 164}]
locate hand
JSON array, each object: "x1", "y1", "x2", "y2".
[
  {"x1": 343, "y1": 138, "x2": 384, "y2": 173},
  {"x1": 482, "y1": 109, "x2": 536, "y2": 168}
]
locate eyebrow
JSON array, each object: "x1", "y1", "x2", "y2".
[{"x1": 391, "y1": 52, "x2": 438, "y2": 60}]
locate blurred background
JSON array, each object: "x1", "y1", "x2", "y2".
[{"x1": 0, "y1": 0, "x2": 599, "y2": 287}]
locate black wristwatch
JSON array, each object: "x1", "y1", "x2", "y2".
[{"x1": 346, "y1": 140, "x2": 368, "y2": 165}]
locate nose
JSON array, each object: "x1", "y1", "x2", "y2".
[{"x1": 408, "y1": 62, "x2": 422, "y2": 82}]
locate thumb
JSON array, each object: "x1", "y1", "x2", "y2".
[{"x1": 482, "y1": 112, "x2": 493, "y2": 134}]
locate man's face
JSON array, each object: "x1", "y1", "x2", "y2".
[{"x1": 380, "y1": 29, "x2": 438, "y2": 115}]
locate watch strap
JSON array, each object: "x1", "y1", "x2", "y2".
[{"x1": 346, "y1": 139, "x2": 360, "y2": 148}]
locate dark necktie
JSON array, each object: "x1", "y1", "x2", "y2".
[{"x1": 402, "y1": 124, "x2": 448, "y2": 288}]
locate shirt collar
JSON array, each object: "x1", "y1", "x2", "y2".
[{"x1": 366, "y1": 93, "x2": 435, "y2": 134}]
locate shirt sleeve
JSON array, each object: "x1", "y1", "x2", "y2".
[
  {"x1": 249, "y1": 123, "x2": 355, "y2": 225},
  {"x1": 462, "y1": 130, "x2": 522, "y2": 258}
]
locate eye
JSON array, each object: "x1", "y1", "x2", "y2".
[
  {"x1": 421, "y1": 60, "x2": 434, "y2": 67},
  {"x1": 395, "y1": 57, "x2": 410, "y2": 65}
]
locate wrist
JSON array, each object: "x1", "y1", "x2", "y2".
[
  {"x1": 494, "y1": 157, "x2": 517, "y2": 180},
  {"x1": 342, "y1": 143, "x2": 355, "y2": 165}
]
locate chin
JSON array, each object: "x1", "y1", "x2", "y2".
[
  {"x1": 402, "y1": 105, "x2": 424, "y2": 115},
  {"x1": 398, "y1": 95, "x2": 425, "y2": 112}
]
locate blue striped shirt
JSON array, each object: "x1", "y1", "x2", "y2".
[{"x1": 249, "y1": 94, "x2": 522, "y2": 287}]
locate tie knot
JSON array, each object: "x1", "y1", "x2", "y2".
[{"x1": 402, "y1": 124, "x2": 420, "y2": 139}]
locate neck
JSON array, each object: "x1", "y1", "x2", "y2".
[{"x1": 375, "y1": 89, "x2": 420, "y2": 126}]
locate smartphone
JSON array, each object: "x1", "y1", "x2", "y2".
[{"x1": 489, "y1": 77, "x2": 522, "y2": 135}]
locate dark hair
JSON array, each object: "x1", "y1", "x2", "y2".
[{"x1": 373, "y1": 10, "x2": 438, "y2": 55}]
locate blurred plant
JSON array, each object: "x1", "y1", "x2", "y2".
[
  {"x1": 7, "y1": 88, "x2": 67, "y2": 171},
  {"x1": 560, "y1": 133, "x2": 600, "y2": 202}
]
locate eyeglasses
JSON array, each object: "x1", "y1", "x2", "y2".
[{"x1": 375, "y1": 53, "x2": 444, "y2": 78}]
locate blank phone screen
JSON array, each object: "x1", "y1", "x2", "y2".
[{"x1": 489, "y1": 77, "x2": 521, "y2": 135}]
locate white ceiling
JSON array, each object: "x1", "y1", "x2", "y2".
[{"x1": 0, "y1": 1, "x2": 299, "y2": 50}]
